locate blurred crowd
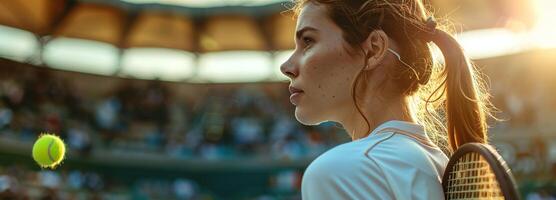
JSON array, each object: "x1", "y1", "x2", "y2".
[
  {"x1": 0, "y1": 164, "x2": 303, "y2": 200},
  {"x1": 0, "y1": 70, "x2": 347, "y2": 160},
  {"x1": 0, "y1": 69, "x2": 321, "y2": 199},
  {"x1": 2, "y1": 61, "x2": 556, "y2": 199},
  {"x1": 0, "y1": 164, "x2": 113, "y2": 200}
]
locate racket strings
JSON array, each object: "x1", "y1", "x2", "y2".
[{"x1": 446, "y1": 152, "x2": 504, "y2": 199}]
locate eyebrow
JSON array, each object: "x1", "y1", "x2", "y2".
[{"x1": 295, "y1": 26, "x2": 318, "y2": 40}]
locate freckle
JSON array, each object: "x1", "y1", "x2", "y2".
[
  {"x1": 332, "y1": 95, "x2": 336, "y2": 98},
  {"x1": 318, "y1": 84, "x2": 321, "y2": 89}
]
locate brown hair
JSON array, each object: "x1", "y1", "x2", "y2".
[{"x1": 291, "y1": 0, "x2": 498, "y2": 153}]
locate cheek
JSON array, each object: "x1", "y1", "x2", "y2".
[{"x1": 303, "y1": 46, "x2": 358, "y2": 104}]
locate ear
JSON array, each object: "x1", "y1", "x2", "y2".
[{"x1": 362, "y1": 29, "x2": 389, "y2": 71}]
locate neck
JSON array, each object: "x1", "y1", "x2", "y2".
[{"x1": 340, "y1": 96, "x2": 416, "y2": 141}]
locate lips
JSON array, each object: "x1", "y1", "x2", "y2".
[
  {"x1": 289, "y1": 86, "x2": 304, "y2": 105},
  {"x1": 289, "y1": 86, "x2": 304, "y2": 94}
]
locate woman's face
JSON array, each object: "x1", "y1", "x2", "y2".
[{"x1": 280, "y1": 2, "x2": 365, "y2": 125}]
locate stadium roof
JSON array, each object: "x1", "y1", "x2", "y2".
[
  {"x1": 0, "y1": 0, "x2": 554, "y2": 83},
  {"x1": 118, "y1": 0, "x2": 287, "y2": 7}
]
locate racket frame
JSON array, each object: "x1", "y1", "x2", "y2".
[{"x1": 441, "y1": 143, "x2": 520, "y2": 200}]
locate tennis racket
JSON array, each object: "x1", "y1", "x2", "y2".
[{"x1": 442, "y1": 143, "x2": 520, "y2": 200}]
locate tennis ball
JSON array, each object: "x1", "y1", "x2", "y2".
[{"x1": 32, "y1": 133, "x2": 66, "y2": 169}]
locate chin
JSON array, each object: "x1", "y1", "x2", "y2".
[{"x1": 294, "y1": 106, "x2": 324, "y2": 126}]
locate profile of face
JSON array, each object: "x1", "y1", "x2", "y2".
[{"x1": 280, "y1": 3, "x2": 371, "y2": 126}]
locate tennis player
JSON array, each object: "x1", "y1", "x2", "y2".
[{"x1": 280, "y1": 0, "x2": 495, "y2": 199}]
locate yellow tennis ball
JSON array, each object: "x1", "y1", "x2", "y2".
[{"x1": 32, "y1": 133, "x2": 66, "y2": 169}]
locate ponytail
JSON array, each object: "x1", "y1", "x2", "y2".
[{"x1": 429, "y1": 29, "x2": 489, "y2": 152}]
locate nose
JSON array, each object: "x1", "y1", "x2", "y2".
[{"x1": 280, "y1": 54, "x2": 298, "y2": 79}]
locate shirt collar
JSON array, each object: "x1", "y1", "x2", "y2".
[{"x1": 367, "y1": 120, "x2": 427, "y2": 138}]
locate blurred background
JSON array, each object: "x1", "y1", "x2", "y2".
[{"x1": 0, "y1": 0, "x2": 555, "y2": 199}]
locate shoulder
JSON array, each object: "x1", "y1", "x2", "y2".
[
  {"x1": 302, "y1": 132, "x2": 400, "y2": 187},
  {"x1": 301, "y1": 135, "x2": 394, "y2": 199},
  {"x1": 304, "y1": 133, "x2": 390, "y2": 176},
  {"x1": 365, "y1": 132, "x2": 448, "y2": 177},
  {"x1": 301, "y1": 131, "x2": 447, "y2": 199},
  {"x1": 364, "y1": 132, "x2": 448, "y2": 199},
  {"x1": 304, "y1": 131, "x2": 447, "y2": 177}
]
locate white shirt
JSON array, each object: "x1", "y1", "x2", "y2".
[{"x1": 301, "y1": 120, "x2": 449, "y2": 200}]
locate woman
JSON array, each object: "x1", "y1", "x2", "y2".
[{"x1": 280, "y1": 0, "x2": 496, "y2": 199}]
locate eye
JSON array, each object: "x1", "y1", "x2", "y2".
[{"x1": 302, "y1": 36, "x2": 314, "y2": 46}]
